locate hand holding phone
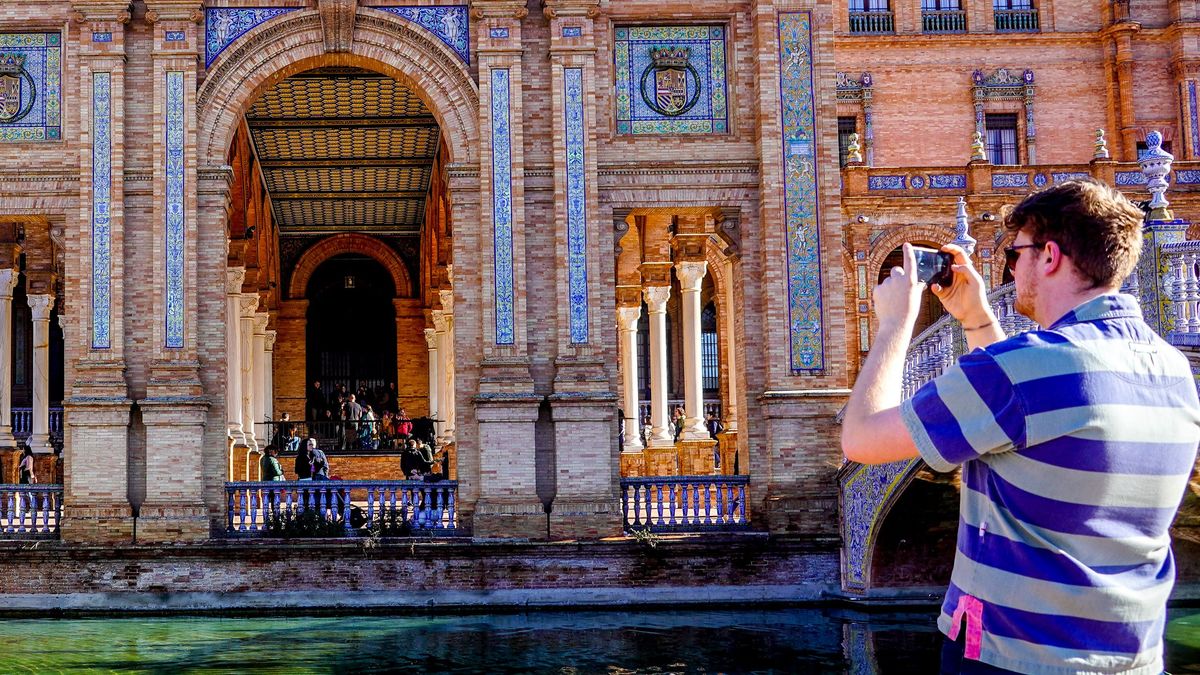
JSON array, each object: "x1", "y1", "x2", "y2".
[{"x1": 910, "y1": 246, "x2": 955, "y2": 287}]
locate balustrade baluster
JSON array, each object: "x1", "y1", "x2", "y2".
[
  {"x1": 249, "y1": 487, "x2": 260, "y2": 531},
  {"x1": 39, "y1": 492, "x2": 49, "y2": 533},
  {"x1": 237, "y1": 489, "x2": 248, "y2": 531},
  {"x1": 704, "y1": 483, "x2": 713, "y2": 525},
  {"x1": 342, "y1": 487, "x2": 354, "y2": 534},
  {"x1": 654, "y1": 484, "x2": 664, "y2": 527},
  {"x1": 226, "y1": 489, "x2": 234, "y2": 533},
  {"x1": 1186, "y1": 253, "x2": 1200, "y2": 333},
  {"x1": 621, "y1": 482, "x2": 630, "y2": 529},
  {"x1": 446, "y1": 489, "x2": 456, "y2": 529}
]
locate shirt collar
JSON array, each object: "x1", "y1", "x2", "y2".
[{"x1": 1048, "y1": 293, "x2": 1142, "y2": 330}]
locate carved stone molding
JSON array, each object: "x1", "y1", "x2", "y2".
[
  {"x1": 542, "y1": 0, "x2": 601, "y2": 19},
  {"x1": 613, "y1": 207, "x2": 633, "y2": 256},
  {"x1": 226, "y1": 267, "x2": 246, "y2": 295},
  {"x1": 616, "y1": 305, "x2": 641, "y2": 331},
  {"x1": 470, "y1": 0, "x2": 529, "y2": 20},
  {"x1": 674, "y1": 261, "x2": 707, "y2": 292},
  {"x1": 642, "y1": 285, "x2": 670, "y2": 312},
  {"x1": 318, "y1": 0, "x2": 356, "y2": 53},
  {"x1": 716, "y1": 206, "x2": 741, "y2": 256},
  {"x1": 143, "y1": 2, "x2": 202, "y2": 25},
  {"x1": 424, "y1": 328, "x2": 438, "y2": 350},
  {"x1": 71, "y1": 1, "x2": 132, "y2": 24}
]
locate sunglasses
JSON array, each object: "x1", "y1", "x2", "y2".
[{"x1": 1004, "y1": 242, "x2": 1044, "y2": 272}]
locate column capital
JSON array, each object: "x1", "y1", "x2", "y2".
[
  {"x1": 471, "y1": 0, "x2": 529, "y2": 20},
  {"x1": 264, "y1": 330, "x2": 277, "y2": 351},
  {"x1": 617, "y1": 305, "x2": 642, "y2": 331},
  {"x1": 643, "y1": 285, "x2": 670, "y2": 312},
  {"x1": 226, "y1": 266, "x2": 246, "y2": 294},
  {"x1": 431, "y1": 309, "x2": 450, "y2": 333},
  {"x1": 251, "y1": 313, "x2": 269, "y2": 335},
  {"x1": 0, "y1": 268, "x2": 16, "y2": 298},
  {"x1": 675, "y1": 260, "x2": 708, "y2": 292},
  {"x1": 424, "y1": 328, "x2": 439, "y2": 350},
  {"x1": 438, "y1": 288, "x2": 455, "y2": 315},
  {"x1": 27, "y1": 293, "x2": 54, "y2": 320},
  {"x1": 238, "y1": 294, "x2": 260, "y2": 318}
]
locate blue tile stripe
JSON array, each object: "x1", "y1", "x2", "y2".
[
  {"x1": 777, "y1": 12, "x2": 824, "y2": 372},
  {"x1": 164, "y1": 71, "x2": 186, "y2": 349},
  {"x1": 91, "y1": 72, "x2": 112, "y2": 349},
  {"x1": 205, "y1": 8, "x2": 299, "y2": 68},
  {"x1": 1190, "y1": 81, "x2": 1199, "y2": 159},
  {"x1": 491, "y1": 68, "x2": 515, "y2": 346},
  {"x1": 564, "y1": 68, "x2": 589, "y2": 344},
  {"x1": 379, "y1": 6, "x2": 470, "y2": 64}
]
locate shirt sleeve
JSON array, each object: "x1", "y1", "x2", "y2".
[{"x1": 899, "y1": 348, "x2": 1026, "y2": 472}]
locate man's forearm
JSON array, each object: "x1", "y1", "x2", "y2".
[{"x1": 841, "y1": 318, "x2": 921, "y2": 464}]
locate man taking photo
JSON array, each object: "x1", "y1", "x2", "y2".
[{"x1": 842, "y1": 179, "x2": 1200, "y2": 674}]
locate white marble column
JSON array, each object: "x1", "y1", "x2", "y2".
[
  {"x1": 617, "y1": 304, "x2": 643, "y2": 452},
  {"x1": 722, "y1": 257, "x2": 738, "y2": 432},
  {"x1": 225, "y1": 268, "x2": 245, "y2": 445},
  {"x1": 676, "y1": 261, "x2": 709, "y2": 440},
  {"x1": 433, "y1": 304, "x2": 455, "y2": 443},
  {"x1": 239, "y1": 295, "x2": 259, "y2": 451},
  {"x1": 424, "y1": 327, "x2": 439, "y2": 422},
  {"x1": 251, "y1": 313, "x2": 269, "y2": 443},
  {"x1": 264, "y1": 329, "x2": 276, "y2": 421},
  {"x1": 27, "y1": 293, "x2": 54, "y2": 453},
  {"x1": 0, "y1": 269, "x2": 17, "y2": 448},
  {"x1": 643, "y1": 285, "x2": 673, "y2": 447}
]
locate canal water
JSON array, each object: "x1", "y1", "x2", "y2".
[{"x1": 0, "y1": 607, "x2": 1197, "y2": 672}]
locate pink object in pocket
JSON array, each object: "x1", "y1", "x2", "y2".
[{"x1": 947, "y1": 594, "x2": 985, "y2": 660}]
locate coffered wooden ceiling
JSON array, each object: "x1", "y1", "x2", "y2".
[{"x1": 245, "y1": 67, "x2": 438, "y2": 236}]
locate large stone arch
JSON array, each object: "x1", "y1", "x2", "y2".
[
  {"x1": 196, "y1": 7, "x2": 479, "y2": 172},
  {"x1": 864, "y1": 224, "x2": 957, "y2": 280},
  {"x1": 289, "y1": 233, "x2": 414, "y2": 299}
]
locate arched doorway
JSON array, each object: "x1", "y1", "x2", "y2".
[{"x1": 877, "y1": 244, "x2": 948, "y2": 337}]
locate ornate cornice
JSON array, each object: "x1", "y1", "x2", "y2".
[
  {"x1": 542, "y1": 0, "x2": 601, "y2": 19},
  {"x1": 143, "y1": 1, "x2": 203, "y2": 24},
  {"x1": 318, "y1": 0, "x2": 356, "y2": 53},
  {"x1": 470, "y1": 0, "x2": 529, "y2": 20},
  {"x1": 70, "y1": 1, "x2": 132, "y2": 24}
]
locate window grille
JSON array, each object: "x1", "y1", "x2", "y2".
[
  {"x1": 702, "y1": 303, "x2": 719, "y2": 393},
  {"x1": 838, "y1": 117, "x2": 858, "y2": 168},
  {"x1": 985, "y1": 113, "x2": 1019, "y2": 165}
]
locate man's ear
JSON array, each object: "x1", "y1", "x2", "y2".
[{"x1": 1042, "y1": 240, "x2": 1066, "y2": 275}]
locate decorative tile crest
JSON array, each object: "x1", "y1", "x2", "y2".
[
  {"x1": 909, "y1": 175, "x2": 925, "y2": 189},
  {"x1": 1115, "y1": 170, "x2": 1148, "y2": 186},
  {"x1": 929, "y1": 173, "x2": 966, "y2": 189},
  {"x1": 614, "y1": 25, "x2": 728, "y2": 135},
  {"x1": 835, "y1": 71, "x2": 872, "y2": 101},
  {"x1": 1032, "y1": 172, "x2": 1047, "y2": 187},
  {"x1": 991, "y1": 172, "x2": 1029, "y2": 188},
  {"x1": 867, "y1": 175, "x2": 905, "y2": 190},
  {"x1": 165, "y1": 71, "x2": 186, "y2": 349},
  {"x1": 490, "y1": 68, "x2": 515, "y2": 345},
  {"x1": 165, "y1": 31, "x2": 186, "y2": 42},
  {"x1": 0, "y1": 33, "x2": 61, "y2": 142},
  {"x1": 379, "y1": 6, "x2": 470, "y2": 64},
  {"x1": 778, "y1": 12, "x2": 824, "y2": 372},
  {"x1": 91, "y1": 32, "x2": 112, "y2": 42},
  {"x1": 489, "y1": 27, "x2": 509, "y2": 39},
  {"x1": 205, "y1": 8, "x2": 300, "y2": 68},
  {"x1": 91, "y1": 72, "x2": 112, "y2": 349},
  {"x1": 1174, "y1": 169, "x2": 1200, "y2": 184},
  {"x1": 564, "y1": 68, "x2": 589, "y2": 344},
  {"x1": 562, "y1": 26, "x2": 582, "y2": 38},
  {"x1": 1051, "y1": 171, "x2": 1090, "y2": 184}
]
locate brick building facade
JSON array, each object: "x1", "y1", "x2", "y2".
[{"x1": 0, "y1": 0, "x2": 1197, "y2": 595}]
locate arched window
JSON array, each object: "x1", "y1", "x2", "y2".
[{"x1": 702, "y1": 302, "x2": 719, "y2": 393}]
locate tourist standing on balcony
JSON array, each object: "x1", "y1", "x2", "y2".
[
  {"x1": 17, "y1": 447, "x2": 35, "y2": 484},
  {"x1": 842, "y1": 179, "x2": 1200, "y2": 674},
  {"x1": 309, "y1": 438, "x2": 330, "y2": 481},
  {"x1": 307, "y1": 380, "x2": 326, "y2": 422},
  {"x1": 294, "y1": 440, "x2": 313, "y2": 481},
  {"x1": 260, "y1": 446, "x2": 284, "y2": 482}
]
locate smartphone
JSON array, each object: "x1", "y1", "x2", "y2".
[{"x1": 911, "y1": 246, "x2": 954, "y2": 287}]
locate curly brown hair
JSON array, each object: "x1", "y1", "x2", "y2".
[{"x1": 1003, "y1": 178, "x2": 1144, "y2": 289}]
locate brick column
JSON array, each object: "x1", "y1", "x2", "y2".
[
  {"x1": 0, "y1": 267, "x2": 17, "y2": 448},
  {"x1": 751, "y1": 1, "x2": 849, "y2": 533},
  {"x1": 470, "y1": 0, "x2": 544, "y2": 538},
  {"x1": 62, "y1": 0, "x2": 136, "y2": 543},
  {"x1": 138, "y1": 0, "x2": 210, "y2": 542}
]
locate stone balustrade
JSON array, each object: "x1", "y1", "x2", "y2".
[
  {"x1": 620, "y1": 475, "x2": 749, "y2": 532},
  {"x1": 0, "y1": 484, "x2": 62, "y2": 537},
  {"x1": 842, "y1": 161, "x2": 1200, "y2": 198},
  {"x1": 11, "y1": 406, "x2": 63, "y2": 443},
  {"x1": 225, "y1": 480, "x2": 459, "y2": 536},
  {"x1": 1163, "y1": 240, "x2": 1200, "y2": 347}
]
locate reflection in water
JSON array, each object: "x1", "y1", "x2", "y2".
[{"x1": 0, "y1": 608, "x2": 1195, "y2": 673}]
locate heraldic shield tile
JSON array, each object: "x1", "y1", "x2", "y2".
[
  {"x1": 614, "y1": 25, "x2": 728, "y2": 135},
  {"x1": 0, "y1": 33, "x2": 61, "y2": 142}
]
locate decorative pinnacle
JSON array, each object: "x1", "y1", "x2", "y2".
[
  {"x1": 846, "y1": 133, "x2": 862, "y2": 164},
  {"x1": 1093, "y1": 129, "x2": 1109, "y2": 160},
  {"x1": 1139, "y1": 130, "x2": 1174, "y2": 221},
  {"x1": 952, "y1": 197, "x2": 977, "y2": 255},
  {"x1": 970, "y1": 131, "x2": 986, "y2": 162}
]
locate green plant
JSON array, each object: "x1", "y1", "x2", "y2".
[
  {"x1": 629, "y1": 527, "x2": 660, "y2": 549},
  {"x1": 264, "y1": 507, "x2": 347, "y2": 538}
]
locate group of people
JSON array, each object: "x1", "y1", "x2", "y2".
[
  {"x1": 259, "y1": 435, "x2": 443, "y2": 482},
  {"x1": 302, "y1": 380, "x2": 435, "y2": 451}
]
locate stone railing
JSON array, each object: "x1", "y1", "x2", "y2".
[
  {"x1": 922, "y1": 9, "x2": 967, "y2": 33},
  {"x1": 1163, "y1": 240, "x2": 1200, "y2": 347},
  {"x1": 995, "y1": 8, "x2": 1039, "y2": 31},
  {"x1": 0, "y1": 484, "x2": 62, "y2": 538},
  {"x1": 841, "y1": 161, "x2": 1197, "y2": 198},
  {"x1": 225, "y1": 480, "x2": 459, "y2": 536},
  {"x1": 11, "y1": 406, "x2": 64, "y2": 442},
  {"x1": 848, "y1": 10, "x2": 895, "y2": 34},
  {"x1": 620, "y1": 475, "x2": 749, "y2": 532}
]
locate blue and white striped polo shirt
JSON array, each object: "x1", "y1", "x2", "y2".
[{"x1": 900, "y1": 293, "x2": 1200, "y2": 674}]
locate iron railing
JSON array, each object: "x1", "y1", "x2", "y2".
[
  {"x1": 922, "y1": 9, "x2": 967, "y2": 32},
  {"x1": 225, "y1": 480, "x2": 458, "y2": 536},
  {"x1": 994, "y1": 8, "x2": 1039, "y2": 31},
  {"x1": 849, "y1": 10, "x2": 895, "y2": 33},
  {"x1": 621, "y1": 475, "x2": 749, "y2": 532},
  {"x1": 0, "y1": 484, "x2": 62, "y2": 538},
  {"x1": 254, "y1": 418, "x2": 438, "y2": 453}
]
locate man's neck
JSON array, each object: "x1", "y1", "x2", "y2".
[{"x1": 1037, "y1": 284, "x2": 1120, "y2": 328}]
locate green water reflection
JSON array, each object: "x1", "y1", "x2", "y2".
[{"x1": 0, "y1": 608, "x2": 1194, "y2": 673}]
